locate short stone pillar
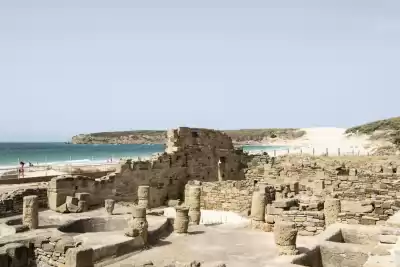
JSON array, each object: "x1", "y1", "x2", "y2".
[
  {"x1": 22, "y1": 195, "x2": 38, "y2": 230},
  {"x1": 78, "y1": 201, "x2": 88, "y2": 212},
  {"x1": 188, "y1": 186, "x2": 201, "y2": 225},
  {"x1": 65, "y1": 246, "x2": 94, "y2": 267},
  {"x1": 324, "y1": 198, "x2": 341, "y2": 226},
  {"x1": 250, "y1": 191, "x2": 266, "y2": 230},
  {"x1": 138, "y1": 186, "x2": 150, "y2": 209},
  {"x1": 251, "y1": 191, "x2": 266, "y2": 222},
  {"x1": 104, "y1": 199, "x2": 115, "y2": 215},
  {"x1": 274, "y1": 221, "x2": 298, "y2": 255},
  {"x1": 315, "y1": 179, "x2": 325, "y2": 190},
  {"x1": 174, "y1": 206, "x2": 190, "y2": 234},
  {"x1": 75, "y1": 192, "x2": 90, "y2": 206},
  {"x1": 290, "y1": 182, "x2": 299, "y2": 195},
  {"x1": 125, "y1": 206, "x2": 148, "y2": 244}
]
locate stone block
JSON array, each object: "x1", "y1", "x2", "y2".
[
  {"x1": 55, "y1": 236, "x2": 75, "y2": 253},
  {"x1": 379, "y1": 235, "x2": 397, "y2": 244},
  {"x1": 75, "y1": 193, "x2": 90, "y2": 204},
  {"x1": 289, "y1": 182, "x2": 299, "y2": 194},
  {"x1": 360, "y1": 216, "x2": 378, "y2": 225},
  {"x1": 324, "y1": 198, "x2": 340, "y2": 226},
  {"x1": 66, "y1": 196, "x2": 79, "y2": 206},
  {"x1": 272, "y1": 198, "x2": 298, "y2": 209},
  {"x1": 65, "y1": 247, "x2": 94, "y2": 267},
  {"x1": 0, "y1": 243, "x2": 28, "y2": 267},
  {"x1": 22, "y1": 195, "x2": 38, "y2": 230},
  {"x1": 265, "y1": 215, "x2": 275, "y2": 224},
  {"x1": 42, "y1": 243, "x2": 55, "y2": 252},
  {"x1": 0, "y1": 251, "x2": 8, "y2": 267},
  {"x1": 268, "y1": 206, "x2": 283, "y2": 215},
  {"x1": 56, "y1": 203, "x2": 69, "y2": 213},
  {"x1": 341, "y1": 201, "x2": 373, "y2": 213},
  {"x1": 34, "y1": 236, "x2": 49, "y2": 248},
  {"x1": 320, "y1": 241, "x2": 368, "y2": 267}
]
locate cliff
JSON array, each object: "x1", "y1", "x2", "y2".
[
  {"x1": 71, "y1": 128, "x2": 305, "y2": 145},
  {"x1": 71, "y1": 130, "x2": 166, "y2": 144}
]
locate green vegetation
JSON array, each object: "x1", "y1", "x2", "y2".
[
  {"x1": 345, "y1": 117, "x2": 400, "y2": 134},
  {"x1": 346, "y1": 117, "x2": 400, "y2": 147},
  {"x1": 72, "y1": 128, "x2": 305, "y2": 144},
  {"x1": 91, "y1": 130, "x2": 166, "y2": 138}
]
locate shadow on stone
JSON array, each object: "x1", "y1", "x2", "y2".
[
  {"x1": 297, "y1": 247, "x2": 310, "y2": 254},
  {"x1": 189, "y1": 230, "x2": 205, "y2": 235},
  {"x1": 151, "y1": 239, "x2": 172, "y2": 248}
]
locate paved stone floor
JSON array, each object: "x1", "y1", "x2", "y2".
[{"x1": 107, "y1": 224, "x2": 319, "y2": 267}]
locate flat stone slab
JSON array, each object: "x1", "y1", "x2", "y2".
[{"x1": 106, "y1": 224, "x2": 319, "y2": 267}]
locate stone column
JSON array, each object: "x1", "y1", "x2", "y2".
[
  {"x1": 324, "y1": 198, "x2": 341, "y2": 226},
  {"x1": 188, "y1": 186, "x2": 201, "y2": 225},
  {"x1": 125, "y1": 206, "x2": 148, "y2": 244},
  {"x1": 250, "y1": 191, "x2": 266, "y2": 230},
  {"x1": 274, "y1": 221, "x2": 298, "y2": 255},
  {"x1": 174, "y1": 206, "x2": 190, "y2": 234},
  {"x1": 251, "y1": 191, "x2": 266, "y2": 221},
  {"x1": 138, "y1": 186, "x2": 150, "y2": 209},
  {"x1": 104, "y1": 199, "x2": 115, "y2": 215},
  {"x1": 22, "y1": 195, "x2": 38, "y2": 230}
]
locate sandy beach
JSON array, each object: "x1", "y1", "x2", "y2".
[
  {"x1": 258, "y1": 127, "x2": 392, "y2": 156},
  {"x1": 0, "y1": 162, "x2": 120, "y2": 179}
]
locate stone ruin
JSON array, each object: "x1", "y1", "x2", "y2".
[{"x1": 0, "y1": 127, "x2": 400, "y2": 266}]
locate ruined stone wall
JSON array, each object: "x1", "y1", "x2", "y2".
[
  {"x1": 196, "y1": 154, "x2": 400, "y2": 235},
  {"x1": 165, "y1": 127, "x2": 234, "y2": 154},
  {"x1": 47, "y1": 175, "x2": 115, "y2": 211},
  {"x1": 200, "y1": 180, "x2": 255, "y2": 212},
  {"x1": 0, "y1": 187, "x2": 47, "y2": 218},
  {"x1": 33, "y1": 235, "x2": 73, "y2": 266},
  {"x1": 114, "y1": 127, "x2": 247, "y2": 207}
]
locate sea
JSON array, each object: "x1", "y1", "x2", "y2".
[{"x1": 0, "y1": 142, "x2": 287, "y2": 170}]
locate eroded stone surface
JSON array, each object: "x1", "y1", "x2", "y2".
[
  {"x1": 22, "y1": 195, "x2": 38, "y2": 230},
  {"x1": 105, "y1": 199, "x2": 115, "y2": 215},
  {"x1": 174, "y1": 206, "x2": 190, "y2": 234}
]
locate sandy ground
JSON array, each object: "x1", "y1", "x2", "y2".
[
  {"x1": 0, "y1": 163, "x2": 118, "y2": 179},
  {"x1": 107, "y1": 224, "x2": 318, "y2": 267},
  {"x1": 259, "y1": 127, "x2": 391, "y2": 156}
]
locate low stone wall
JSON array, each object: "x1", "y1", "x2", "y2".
[
  {"x1": 200, "y1": 180, "x2": 255, "y2": 212},
  {"x1": 47, "y1": 175, "x2": 115, "y2": 211},
  {"x1": 0, "y1": 187, "x2": 47, "y2": 218},
  {"x1": 280, "y1": 210, "x2": 325, "y2": 236},
  {"x1": 33, "y1": 235, "x2": 72, "y2": 266},
  {"x1": 0, "y1": 235, "x2": 83, "y2": 267},
  {"x1": 0, "y1": 170, "x2": 113, "y2": 184},
  {"x1": 337, "y1": 199, "x2": 396, "y2": 226}
]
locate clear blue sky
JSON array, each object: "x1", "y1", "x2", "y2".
[{"x1": 0, "y1": 0, "x2": 399, "y2": 141}]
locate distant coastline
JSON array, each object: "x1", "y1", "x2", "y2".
[
  {"x1": 71, "y1": 128, "x2": 305, "y2": 145},
  {"x1": 0, "y1": 142, "x2": 283, "y2": 170}
]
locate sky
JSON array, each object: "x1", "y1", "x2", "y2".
[{"x1": 0, "y1": 0, "x2": 399, "y2": 141}]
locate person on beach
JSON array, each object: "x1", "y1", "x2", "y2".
[{"x1": 19, "y1": 161, "x2": 25, "y2": 178}]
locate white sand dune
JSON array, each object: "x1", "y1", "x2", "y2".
[{"x1": 264, "y1": 127, "x2": 388, "y2": 156}]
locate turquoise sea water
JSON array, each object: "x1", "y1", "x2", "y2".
[
  {"x1": 0, "y1": 143, "x2": 287, "y2": 168},
  {"x1": 0, "y1": 143, "x2": 165, "y2": 168}
]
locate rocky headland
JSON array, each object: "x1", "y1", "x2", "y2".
[{"x1": 71, "y1": 128, "x2": 305, "y2": 145}]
